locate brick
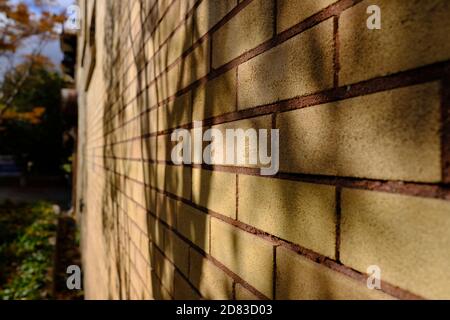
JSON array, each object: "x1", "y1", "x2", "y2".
[
  {"x1": 212, "y1": 0, "x2": 274, "y2": 68},
  {"x1": 276, "y1": 247, "x2": 394, "y2": 300},
  {"x1": 192, "y1": 168, "x2": 236, "y2": 218},
  {"x1": 155, "y1": 0, "x2": 196, "y2": 47},
  {"x1": 159, "y1": 164, "x2": 192, "y2": 199},
  {"x1": 193, "y1": 68, "x2": 237, "y2": 121},
  {"x1": 142, "y1": 136, "x2": 157, "y2": 161},
  {"x1": 158, "y1": 91, "x2": 192, "y2": 131},
  {"x1": 193, "y1": 0, "x2": 236, "y2": 41},
  {"x1": 147, "y1": 215, "x2": 164, "y2": 249},
  {"x1": 278, "y1": 82, "x2": 442, "y2": 182},
  {"x1": 156, "y1": 193, "x2": 178, "y2": 227},
  {"x1": 211, "y1": 115, "x2": 272, "y2": 167},
  {"x1": 173, "y1": 270, "x2": 201, "y2": 300},
  {"x1": 156, "y1": 134, "x2": 174, "y2": 161},
  {"x1": 189, "y1": 248, "x2": 233, "y2": 299},
  {"x1": 340, "y1": 0, "x2": 450, "y2": 85},
  {"x1": 151, "y1": 246, "x2": 175, "y2": 293},
  {"x1": 164, "y1": 227, "x2": 190, "y2": 276},
  {"x1": 151, "y1": 272, "x2": 173, "y2": 300},
  {"x1": 177, "y1": 202, "x2": 210, "y2": 252},
  {"x1": 183, "y1": 38, "x2": 210, "y2": 87},
  {"x1": 277, "y1": 0, "x2": 338, "y2": 33},
  {"x1": 238, "y1": 18, "x2": 334, "y2": 109},
  {"x1": 211, "y1": 218, "x2": 274, "y2": 298},
  {"x1": 239, "y1": 175, "x2": 336, "y2": 258},
  {"x1": 235, "y1": 284, "x2": 260, "y2": 300},
  {"x1": 341, "y1": 189, "x2": 450, "y2": 300},
  {"x1": 165, "y1": 18, "x2": 193, "y2": 67}
]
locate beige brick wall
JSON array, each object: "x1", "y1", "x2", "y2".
[{"x1": 77, "y1": 0, "x2": 450, "y2": 300}]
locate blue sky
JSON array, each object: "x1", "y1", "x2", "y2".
[{"x1": 0, "y1": 0, "x2": 75, "y2": 79}]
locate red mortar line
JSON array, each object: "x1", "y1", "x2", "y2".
[
  {"x1": 442, "y1": 76, "x2": 450, "y2": 183},
  {"x1": 98, "y1": 0, "x2": 252, "y2": 130},
  {"x1": 99, "y1": 0, "x2": 208, "y2": 123},
  {"x1": 116, "y1": 225, "x2": 153, "y2": 298},
  {"x1": 114, "y1": 230, "x2": 154, "y2": 299},
  {"x1": 88, "y1": 141, "x2": 450, "y2": 201},
  {"x1": 89, "y1": 160, "x2": 426, "y2": 300},
  {"x1": 99, "y1": 0, "x2": 359, "y2": 129},
  {"x1": 333, "y1": 15, "x2": 340, "y2": 87},
  {"x1": 334, "y1": 187, "x2": 342, "y2": 262},
  {"x1": 111, "y1": 181, "x2": 266, "y2": 300},
  {"x1": 92, "y1": 60, "x2": 450, "y2": 146}
]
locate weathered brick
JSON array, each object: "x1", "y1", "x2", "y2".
[
  {"x1": 189, "y1": 248, "x2": 233, "y2": 299},
  {"x1": 276, "y1": 247, "x2": 394, "y2": 300},
  {"x1": 177, "y1": 202, "x2": 210, "y2": 252},
  {"x1": 212, "y1": 0, "x2": 274, "y2": 68},
  {"x1": 341, "y1": 189, "x2": 450, "y2": 300},
  {"x1": 239, "y1": 175, "x2": 336, "y2": 258},
  {"x1": 211, "y1": 218, "x2": 274, "y2": 298},
  {"x1": 278, "y1": 82, "x2": 442, "y2": 182},
  {"x1": 277, "y1": 0, "x2": 338, "y2": 33},
  {"x1": 340, "y1": 0, "x2": 450, "y2": 85},
  {"x1": 193, "y1": 68, "x2": 237, "y2": 121},
  {"x1": 192, "y1": 168, "x2": 236, "y2": 218},
  {"x1": 238, "y1": 18, "x2": 334, "y2": 109}
]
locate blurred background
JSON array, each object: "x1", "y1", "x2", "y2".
[{"x1": 0, "y1": 0, "x2": 81, "y2": 300}]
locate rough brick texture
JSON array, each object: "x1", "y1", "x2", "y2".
[{"x1": 76, "y1": 0, "x2": 450, "y2": 300}]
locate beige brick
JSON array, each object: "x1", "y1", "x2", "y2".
[
  {"x1": 189, "y1": 248, "x2": 233, "y2": 299},
  {"x1": 277, "y1": 0, "x2": 338, "y2": 33},
  {"x1": 151, "y1": 246, "x2": 175, "y2": 293},
  {"x1": 211, "y1": 218, "x2": 273, "y2": 298},
  {"x1": 193, "y1": 68, "x2": 236, "y2": 121},
  {"x1": 192, "y1": 168, "x2": 236, "y2": 218},
  {"x1": 235, "y1": 284, "x2": 260, "y2": 300},
  {"x1": 166, "y1": 19, "x2": 193, "y2": 67},
  {"x1": 148, "y1": 215, "x2": 164, "y2": 249},
  {"x1": 276, "y1": 246, "x2": 394, "y2": 300},
  {"x1": 183, "y1": 38, "x2": 210, "y2": 87},
  {"x1": 211, "y1": 115, "x2": 272, "y2": 167},
  {"x1": 212, "y1": 0, "x2": 274, "y2": 68},
  {"x1": 239, "y1": 175, "x2": 336, "y2": 258},
  {"x1": 340, "y1": 0, "x2": 450, "y2": 85},
  {"x1": 278, "y1": 82, "x2": 442, "y2": 182},
  {"x1": 158, "y1": 91, "x2": 192, "y2": 131},
  {"x1": 193, "y1": 0, "x2": 236, "y2": 41},
  {"x1": 164, "y1": 227, "x2": 190, "y2": 276},
  {"x1": 341, "y1": 189, "x2": 450, "y2": 300},
  {"x1": 160, "y1": 164, "x2": 192, "y2": 199},
  {"x1": 142, "y1": 136, "x2": 157, "y2": 161},
  {"x1": 156, "y1": 193, "x2": 178, "y2": 227},
  {"x1": 173, "y1": 270, "x2": 201, "y2": 300},
  {"x1": 238, "y1": 18, "x2": 334, "y2": 109},
  {"x1": 151, "y1": 272, "x2": 173, "y2": 300},
  {"x1": 155, "y1": 0, "x2": 196, "y2": 47},
  {"x1": 177, "y1": 202, "x2": 210, "y2": 252}
]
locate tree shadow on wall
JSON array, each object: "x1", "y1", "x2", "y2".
[{"x1": 94, "y1": 0, "x2": 442, "y2": 300}]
